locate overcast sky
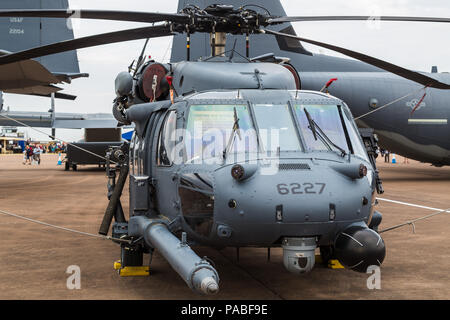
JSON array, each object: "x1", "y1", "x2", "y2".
[{"x1": 3, "y1": 0, "x2": 450, "y2": 142}]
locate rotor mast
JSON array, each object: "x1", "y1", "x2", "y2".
[{"x1": 210, "y1": 32, "x2": 227, "y2": 57}]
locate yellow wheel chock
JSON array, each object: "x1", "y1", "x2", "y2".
[
  {"x1": 315, "y1": 255, "x2": 345, "y2": 269},
  {"x1": 113, "y1": 260, "x2": 150, "y2": 276}
]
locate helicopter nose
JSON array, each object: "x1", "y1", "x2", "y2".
[{"x1": 212, "y1": 160, "x2": 374, "y2": 246}]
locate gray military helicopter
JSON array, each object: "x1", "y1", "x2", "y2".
[{"x1": 2, "y1": 4, "x2": 448, "y2": 295}]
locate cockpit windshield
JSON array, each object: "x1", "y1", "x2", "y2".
[
  {"x1": 180, "y1": 102, "x2": 369, "y2": 164},
  {"x1": 184, "y1": 104, "x2": 258, "y2": 164},
  {"x1": 253, "y1": 104, "x2": 302, "y2": 152},
  {"x1": 294, "y1": 105, "x2": 350, "y2": 155}
]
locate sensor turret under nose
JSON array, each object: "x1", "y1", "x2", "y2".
[{"x1": 281, "y1": 237, "x2": 317, "y2": 274}]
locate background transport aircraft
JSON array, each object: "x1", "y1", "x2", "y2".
[{"x1": 0, "y1": 0, "x2": 123, "y2": 132}]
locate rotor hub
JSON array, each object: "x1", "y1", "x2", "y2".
[{"x1": 177, "y1": 4, "x2": 271, "y2": 35}]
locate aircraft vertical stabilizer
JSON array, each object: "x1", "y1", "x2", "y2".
[{"x1": 0, "y1": 0, "x2": 80, "y2": 74}]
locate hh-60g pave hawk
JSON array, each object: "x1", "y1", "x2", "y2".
[{"x1": 5, "y1": 4, "x2": 450, "y2": 295}]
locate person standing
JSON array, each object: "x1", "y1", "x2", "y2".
[
  {"x1": 33, "y1": 144, "x2": 42, "y2": 165},
  {"x1": 384, "y1": 150, "x2": 390, "y2": 163},
  {"x1": 26, "y1": 145, "x2": 33, "y2": 165},
  {"x1": 37, "y1": 144, "x2": 43, "y2": 164}
]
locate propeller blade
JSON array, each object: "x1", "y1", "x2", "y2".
[
  {"x1": 0, "y1": 25, "x2": 173, "y2": 66},
  {"x1": 263, "y1": 29, "x2": 450, "y2": 89},
  {"x1": 0, "y1": 9, "x2": 189, "y2": 23},
  {"x1": 269, "y1": 16, "x2": 450, "y2": 24}
]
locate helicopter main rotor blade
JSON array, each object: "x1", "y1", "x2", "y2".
[
  {"x1": 0, "y1": 9, "x2": 189, "y2": 23},
  {"x1": 269, "y1": 16, "x2": 450, "y2": 24},
  {"x1": 0, "y1": 25, "x2": 173, "y2": 66},
  {"x1": 263, "y1": 29, "x2": 450, "y2": 89}
]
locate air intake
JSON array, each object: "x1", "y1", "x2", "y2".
[{"x1": 278, "y1": 163, "x2": 310, "y2": 170}]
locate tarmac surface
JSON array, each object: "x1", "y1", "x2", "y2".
[{"x1": 0, "y1": 153, "x2": 448, "y2": 300}]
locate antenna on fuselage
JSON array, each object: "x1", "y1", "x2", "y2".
[
  {"x1": 130, "y1": 38, "x2": 150, "y2": 77},
  {"x1": 228, "y1": 39, "x2": 238, "y2": 62}
]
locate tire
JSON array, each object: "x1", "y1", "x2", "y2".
[
  {"x1": 65, "y1": 161, "x2": 70, "y2": 171},
  {"x1": 72, "y1": 164, "x2": 77, "y2": 171}
]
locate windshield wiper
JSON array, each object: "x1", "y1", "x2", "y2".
[
  {"x1": 304, "y1": 108, "x2": 347, "y2": 157},
  {"x1": 304, "y1": 107, "x2": 318, "y2": 141},
  {"x1": 223, "y1": 107, "x2": 242, "y2": 161}
]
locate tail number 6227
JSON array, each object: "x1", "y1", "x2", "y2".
[{"x1": 276, "y1": 183, "x2": 326, "y2": 195}]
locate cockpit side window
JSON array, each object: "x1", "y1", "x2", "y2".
[
  {"x1": 129, "y1": 133, "x2": 135, "y2": 175},
  {"x1": 157, "y1": 110, "x2": 177, "y2": 166},
  {"x1": 130, "y1": 133, "x2": 145, "y2": 175},
  {"x1": 342, "y1": 109, "x2": 370, "y2": 162}
]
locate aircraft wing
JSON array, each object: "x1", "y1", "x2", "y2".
[
  {"x1": 0, "y1": 0, "x2": 87, "y2": 99},
  {"x1": 0, "y1": 50, "x2": 87, "y2": 100},
  {"x1": 0, "y1": 56, "x2": 58, "y2": 90},
  {"x1": 0, "y1": 110, "x2": 125, "y2": 129},
  {"x1": 4, "y1": 88, "x2": 77, "y2": 101}
]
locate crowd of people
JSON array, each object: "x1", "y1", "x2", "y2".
[
  {"x1": 23, "y1": 144, "x2": 44, "y2": 165},
  {"x1": 21, "y1": 140, "x2": 67, "y2": 165},
  {"x1": 47, "y1": 142, "x2": 67, "y2": 154}
]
